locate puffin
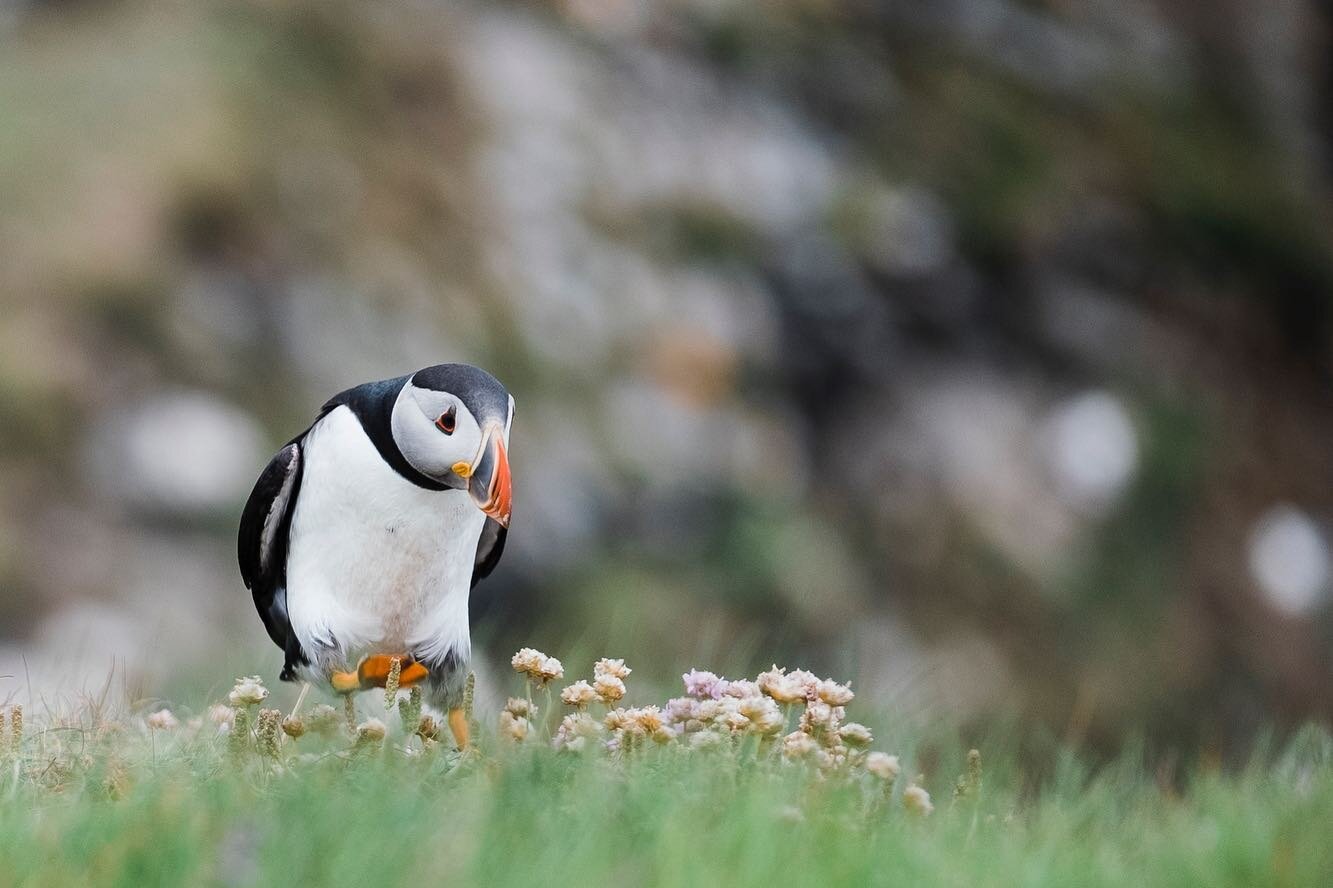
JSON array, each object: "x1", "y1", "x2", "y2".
[{"x1": 237, "y1": 363, "x2": 513, "y2": 748}]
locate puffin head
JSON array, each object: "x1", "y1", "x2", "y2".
[{"x1": 389, "y1": 363, "x2": 514, "y2": 527}]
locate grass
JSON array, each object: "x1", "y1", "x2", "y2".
[{"x1": 1, "y1": 674, "x2": 1331, "y2": 888}]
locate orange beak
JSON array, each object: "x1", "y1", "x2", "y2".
[{"x1": 468, "y1": 426, "x2": 512, "y2": 527}]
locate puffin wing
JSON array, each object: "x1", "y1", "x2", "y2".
[
  {"x1": 238, "y1": 440, "x2": 306, "y2": 673},
  {"x1": 471, "y1": 517, "x2": 508, "y2": 589}
]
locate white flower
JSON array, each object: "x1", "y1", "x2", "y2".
[
  {"x1": 511, "y1": 648, "x2": 563, "y2": 685},
  {"x1": 682, "y1": 670, "x2": 727, "y2": 700},
  {"x1": 663, "y1": 697, "x2": 698, "y2": 725},
  {"x1": 146, "y1": 709, "x2": 178, "y2": 730},
  {"x1": 637, "y1": 706, "x2": 666, "y2": 733},
  {"x1": 593, "y1": 658, "x2": 631, "y2": 680},
  {"x1": 504, "y1": 697, "x2": 536, "y2": 719},
  {"x1": 722, "y1": 679, "x2": 761, "y2": 699},
  {"x1": 499, "y1": 711, "x2": 530, "y2": 742},
  {"x1": 553, "y1": 712, "x2": 604, "y2": 751},
  {"x1": 816, "y1": 747, "x2": 849, "y2": 772},
  {"x1": 511, "y1": 648, "x2": 544, "y2": 674},
  {"x1": 838, "y1": 722, "x2": 873, "y2": 748},
  {"x1": 757, "y1": 666, "x2": 806, "y2": 705},
  {"x1": 800, "y1": 700, "x2": 842, "y2": 734},
  {"x1": 536, "y1": 656, "x2": 564, "y2": 685},
  {"x1": 903, "y1": 785, "x2": 934, "y2": 816},
  {"x1": 865, "y1": 752, "x2": 900, "y2": 781},
  {"x1": 782, "y1": 731, "x2": 819, "y2": 760},
  {"x1": 356, "y1": 718, "x2": 388, "y2": 742},
  {"x1": 689, "y1": 730, "x2": 726, "y2": 750},
  {"x1": 560, "y1": 680, "x2": 599, "y2": 708},
  {"x1": 593, "y1": 674, "x2": 626, "y2": 704},
  {"x1": 815, "y1": 679, "x2": 854, "y2": 706},
  {"x1": 228, "y1": 676, "x2": 269, "y2": 707},
  {"x1": 738, "y1": 696, "x2": 784, "y2": 735},
  {"x1": 304, "y1": 704, "x2": 341, "y2": 736},
  {"x1": 787, "y1": 669, "x2": 820, "y2": 700},
  {"x1": 694, "y1": 699, "x2": 724, "y2": 725},
  {"x1": 207, "y1": 704, "x2": 235, "y2": 730}
]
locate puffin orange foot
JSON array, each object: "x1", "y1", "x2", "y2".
[
  {"x1": 331, "y1": 655, "x2": 431, "y2": 693},
  {"x1": 330, "y1": 670, "x2": 361, "y2": 694},
  {"x1": 357, "y1": 654, "x2": 404, "y2": 689}
]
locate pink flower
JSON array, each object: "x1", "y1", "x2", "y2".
[
  {"x1": 664, "y1": 697, "x2": 699, "y2": 724},
  {"x1": 722, "y1": 679, "x2": 761, "y2": 699},
  {"x1": 682, "y1": 670, "x2": 728, "y2": 700}
]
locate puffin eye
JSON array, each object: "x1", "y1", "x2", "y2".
[{"x1": 435, "y1": 405, "x2": 457, "y2": 435}]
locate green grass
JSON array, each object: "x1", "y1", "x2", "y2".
[{"x1": 1, "y1": 691, "x2": 1330, "y2": 888}]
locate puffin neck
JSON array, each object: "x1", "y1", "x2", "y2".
[{"x1": 325, "y1": 376, "x2": 452, "y2": 492}]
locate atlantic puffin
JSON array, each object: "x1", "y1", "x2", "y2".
[{"x1": 237, "y1": 363, "x2": 513, "y2": 748}]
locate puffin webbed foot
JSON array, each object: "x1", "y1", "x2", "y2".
[{"x1": 330, "y1": 655, "x2": 429, "y2": 694}]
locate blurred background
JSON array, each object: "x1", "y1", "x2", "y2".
[{"x1": 1, "y1": 0, "x2": 1331, "y2": 758}]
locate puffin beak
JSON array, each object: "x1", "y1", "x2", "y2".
[{"x1": 467, "y1": 424, "x2": 512, "y2": 527}]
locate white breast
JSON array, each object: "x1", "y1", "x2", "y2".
[{"x1": 285, "y1": 406, "x2": 485, "y2": 667}]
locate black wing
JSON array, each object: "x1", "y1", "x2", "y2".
[
  {"x1": 471, "y1": 517, "x2": 508, "y2": 589},
  {"x1": 237, "y1": 441, "x2": 309, "y2": 680}
]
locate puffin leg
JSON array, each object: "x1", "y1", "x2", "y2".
[{"x1": 448, "y1": 708, "x2": 469, "y2": 750}]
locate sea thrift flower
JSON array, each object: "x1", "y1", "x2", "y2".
[
  {"x1": 757, "y1": 666, "x2": 806, "y2": 704},
  {"x1": 787, "y1": 670, "x2": 820, "y2": 700},
  {"x1": 603, "y1": 708, "x2": 632, "y2": 732},
  {"x1": 865, "y1": 752, "x2": 900, "y2": 781},
  {"x1": 511, "y1": 648, "x2": 544, "y2": 674},
  {"x1": 593, "y1": 658, "x2": 631, "y2": 680},
  {"x1": 561, "y1": 680, "x2": 599, "y2": 708},
  {"x1": 903, "y1": 784, "x2": 934, "y2": 816},
  {"x1": 722, "y1": 679, "x2": 760, "y2": 699},
  {"x1": 553, "y1": 712, "x2": 604, "y2": 751},
  {"x1": 815, "y1": 679, "x2": 854, "y2": 706},
  {"x1": 535, "y1": 656, "x2": 565, "y2": 686},
  {"x1": 208, "y1": 704, "x2": 235, "y2": 732},
  {"x1": 689, "y1": 730, "x2": 725, "y2": 750},
  {"x1": 682, "y1": 670, "x2": 727, "y2": 700},
  {"x1": 354, "y1": 720, "x2": 386, "y2": 746},
  {"x1": 632, "y1": 706, "x2": 665, "y2": 735},
  {"x1": 738, "y1": 696, "x2": 784, "y2": 735},
  {"x1": 281, "y1": 716, "x2": 306, "y2": 739},
  {"x1": 499, "y1": 711, "x2": 530, "y2": 742},
  {"x1": 694, "y1": 699, "x2": 724, "y2": 725},
  {"x1": 229, "y1": 676, "x2": 269, "y2": 707},
  {"x1": 304, "y1": 704, "x2": 341, "y2": 737},
  {"x1": 837, "y1": 722, "x2": 873, "y2": 748},
  {"x1": 504, "y1": 697, "x2": 536, "y2": 719},
  {"x1": 800, "y1": 701, "x2": 842, "y2": 735},
  {"x1": 817, "y1": 746, "x2": 849, "y2": 772},
  {"x1": 146, "y1": 709, "x2": 179, "y2": 731},
  {"x1": 593, "y1": 674, "x2": 626, "y2": 704},
  {"x1": 512, "y1": 648, "x2": 562, "y2": 684},
  {"x1": 663, "y1": 697, "x2": 698, "y2": 726},
  {"x1": 782, "y1": 731, "x2": 819, "y2": 760}
]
